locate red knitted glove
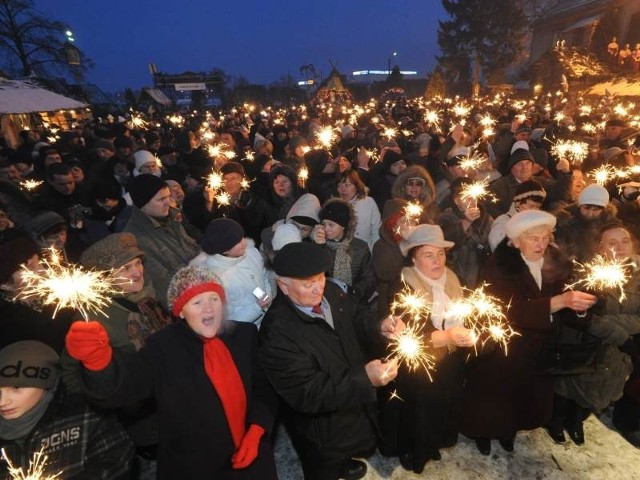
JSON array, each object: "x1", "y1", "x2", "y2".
[
  {"x1": 65, "y1": 321, "x2": 113, "y2": 371},
  {"x1": 231, "y1": 424, "x2": 264, "y2": 469}
]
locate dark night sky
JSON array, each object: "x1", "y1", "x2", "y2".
[{"x1": 35, "y1": 0, "x2": 448, "y2": 93}]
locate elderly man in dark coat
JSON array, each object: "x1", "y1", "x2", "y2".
[{"x1": 259, "y1": 242, "x2": 401, "y2": 480}]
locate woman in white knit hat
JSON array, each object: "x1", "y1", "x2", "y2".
[{"x1": 460, "y1": 210, "x2": 597, "y2": 455}]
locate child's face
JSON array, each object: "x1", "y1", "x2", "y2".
[{"x1": 0, "y1": 386, "x2": 45, "y2": 420}]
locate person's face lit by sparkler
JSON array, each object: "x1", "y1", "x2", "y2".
[
  {"x1": 570, "y1": 170, "x2": 586, "y2": 201},
  {"x1": 579, "y1": 204, "x2": 605, "y2": 221},
  {"x1": 277, "y1": 273, "x2": 325, "y2": 308},
  {"x1": 42, "y1": 227, "x2": 67, "y2": 252},
  {"x1": 0, "y1": 386, "x2": 45, "y2": 420},
  {"x1": 140, "y1": 186, "x2": 171, "y2": 218},
  {"x1": 412, "y1": 244, "x2": 447, "y2": 280},
  {"x1": 515, "y1": 131, "x2": 530, "y2": 142},
  {"x1": 321, "y1": 219, "x2": 345, "y2": 242},
  {"x1": 605, "y1": 124, "x2": 623, "y2": 140},
  {"x1": 512, "y1": 225, "x2": 552, "y2": 262},
  {"x1": 273, "y1": 174, "x2": 293, "y2": 198},
  {"x1": 600, "y1": 227, "x2": 634, "y2": 260},
  {"x1": 510, "y1": 159, "x2": 533, "y2": 183},
  {"x1": 180, "y1": 291, "x2": 224, "y2": 339},
  {"x1": 49, "y1": 172, "x2": 75, "y2": 196},
  {"x1": 337, "y1": 180, "x2": 357, "y2": 201},
  {"x1": 405, "y1": 177, "x2": 425, "y2": 200},
  {"x1": 115, "y1": 257, "x2": 145, "y2": 294},
  {"x1": 222, "y1": 172, "x2": 244, "y2": 197},
  {"x1": 389, "y1": 159, "x2": 406, "y2": 176}
]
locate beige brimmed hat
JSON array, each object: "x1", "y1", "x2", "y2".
[{"x1": 399, "y1": 224, "x2": 454, "y2": 257}]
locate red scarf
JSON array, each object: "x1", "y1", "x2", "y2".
[{"x1": 203, "y1": 337, "x2": 247, "y2": 448}]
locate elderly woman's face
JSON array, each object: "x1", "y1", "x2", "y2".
[
  {"x1": 513, "y1": 225, "x2": 552, "y2": 262},
  {"x1": 180, "y1": 291, "x2": 224, "y2": 338},
  {"x1": 412, "y1": 244, "x2": 447, "y2": 280}
]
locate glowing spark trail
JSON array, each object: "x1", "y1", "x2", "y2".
[
  {"x1": 386, "y1": 320, "x2": 435, "y2": 378},
  {"x1": 298, "y1": 167, "x2": 309, "y2": 188},
  {"x1": 551, "y1": 140, "x2": 589, "y2": 165},
  {"x1": 588, "y1": 165, "x2": 616, "y2": 186},
  {"x1": 20, "y1": 179, "x2": 43, "y2": 191},
  {"x1": 1, "y1": 447, "x2": 61, "y2": 480},
  {"x1": 446, "y1": 285, "x2": 517, "y2": 354},
  {"x1": 459, "y1": 179, "x2": 495, "y2": 209},
  {"x1": 16, "y1": 249, "x2": 119, "y2": 320},
  {"x1": 566, "y1": 254, "x2": 633, "y2": 302},
  {"x1": 208, "y1": 172, "x2": 223, "y2": 190},
  {"x1": 316, "y1": 127, "x2": 336, "y2": 150}
]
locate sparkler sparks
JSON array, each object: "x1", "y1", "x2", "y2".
[
  {"x1": 20, "y1": 179, "x2": 43, "y2": 191},
  {"x1": 551, "y1": 140, "x2": 589, "y2": 165},
  {"x1": 215, "y1": 191, "x2": 231, "y2": 206},
  {"x1": 208, "y1": 172, "x2": 223, "y2": 190},
  {"x1": 15, "y1": 248, "x2": 119, "y2": 320},
  {"x1": 386, "y1": 320, "x2": 435, "y2": 378},
  {"x1": 458, "y1": 151, "x2": 486, "y2": 172},
  {"x1": 424, "y1": 110, "x2": 441, "y2": 130},
  {"x1": 316, "y1": 127, "x2": 337, "y2": 150},
  {"x1": 382, "y1": 127, "x2": 398, "y2": 141},
  {"x1": 459, "y1": 179, "x2": 495, "y2": 208},
  {"x1": 445, "y1": 285, "x2": 517, "y2": 354},
  {"x1": 588, "y1": 165, "x2": 616, "y2": 186},
  {"x1": 390, "y1": 285, "x2": 431, "y2": 323},
  {"x1": 1, "y1": 447, "x2": 61, "y2": 480},
  {"x1": 566, "y1": 254, "x2": 633, "y2": 302},
  {"x1": 298, "y1": 167, "x2": 309, "y2": 187}
]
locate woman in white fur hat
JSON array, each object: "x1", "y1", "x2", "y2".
[{"x1": 460, "y1": 210, "x2": 597, "y2": 455}]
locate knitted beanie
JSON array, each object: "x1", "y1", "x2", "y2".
[
  {"x1": 167, "y1": 265, "x2": 225, "y2": 316},
  {"x1": 201, "y1": 218, "x2": 245, "y2": 255},
  {"x1": 0, "y1": 341, "x2": 59, "y2": 389},
  {"x1": 129, "y1": 174, "x2": 167, "y2": 208}
]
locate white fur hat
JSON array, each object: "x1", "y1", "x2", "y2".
[{"x1": 505, "y1": 210, "x2": 556, "y2": 240}]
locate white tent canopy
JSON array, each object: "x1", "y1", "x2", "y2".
[{"x1": 0, "y1": 78, "x2": 86, "y2": 114}]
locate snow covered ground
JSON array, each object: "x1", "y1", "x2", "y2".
[{"x1": 274, "y1": 408, "x2": 640, "y2": 479}]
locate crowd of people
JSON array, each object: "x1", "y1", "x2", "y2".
[{"x1": 1, "y1": 91, "x2": 640, "y2": 479}]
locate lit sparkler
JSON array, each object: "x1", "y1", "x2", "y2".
[
  {"x1": 1, "y1": 447, "x2": 61, "y2": 480},
  {"x1": 551, "y1": 139, "x2": 589, "y2": 166},
  {"x1": 208, "y1": 172, "x2": 223, "y2": 190},
  {"x1": 403, "y1": 201, "x2": 423, "y2": 224},
  {"x1": 424, "y1": 110, "x2": 441, "y2": 130},
  {"x1": 215, "y1": 191, "x2": 231, "y2": 206},
  {"x1": 298, "y1": 167, "x2": 309, "y2": 188},
  {"x1": 16, "y1": 248, "x2": 118, "y2": 320},
  {"x1": 458, "y1": 151, "x2": 485, "y2": 172},
  {"x1": 316, "y1": 127, "x2": 336, "y2": 150},
  {"x1": 588, "y1": 165, "x2": 616, "y2": 186},
  {"x1": 445, "y1": 285, "x2": 517, "y2": 353},
  {"x1": 389, "y1": 284, "x2": 430, "y2": 323},
  {"x1": 566, "y1": 254, "x2": 633, "y2": 302},
  {"x1": 382, "y1": 127, "x2": 398, "y2": 141},
  {"x1": 20, "y1": 179, "x2": 43, "y2": 191},
  {"x1": 386, "y1": 320, "x2": 435, "y2": 378},
  {"x1": 459, "y1": 178, "x2": 495, "y2": 209}
]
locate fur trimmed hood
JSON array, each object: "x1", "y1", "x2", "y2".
[{"x1": 391, "y1": 165, "x2": 436, "y2": 205}]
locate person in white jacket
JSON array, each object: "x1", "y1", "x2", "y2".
[
  {"x1": 190, "y1": 218, "x2": 272, "y2": 328},
  {"x1": 336, "y1": 170, "x2": 381, "y2": 251}
]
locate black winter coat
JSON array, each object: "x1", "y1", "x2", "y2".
[
  {"x1": 81, "y1": 321, "x2": 277, "y2": 480},
  {"x1": 259, "y1": 283, "x2": 379, "y2": 467}
]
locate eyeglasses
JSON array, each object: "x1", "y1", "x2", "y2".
[{"x1": 406, "y1": 178, "x2": 425, "y2": 187}]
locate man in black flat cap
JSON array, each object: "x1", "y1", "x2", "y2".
[{"x1": 259, "y1": 242, "x2": 401, "y2": 480}]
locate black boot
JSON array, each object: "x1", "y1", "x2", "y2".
[
  {"x1": 339, "y1": 459, "x2": 367, "y2": 480},
  {"x1": 475, "y1": 438, "x2": 491, "y2": 455},
  {"x1": 498, "y1": 436, "x2": 515, "y2": 452},
  {"x1": 565, "y1": 403, "x2": 589, "y2": 446}
]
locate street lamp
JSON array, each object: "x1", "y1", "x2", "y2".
[{"x1": 388, "y1": 51, "x2": 397, "y2": 75}]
